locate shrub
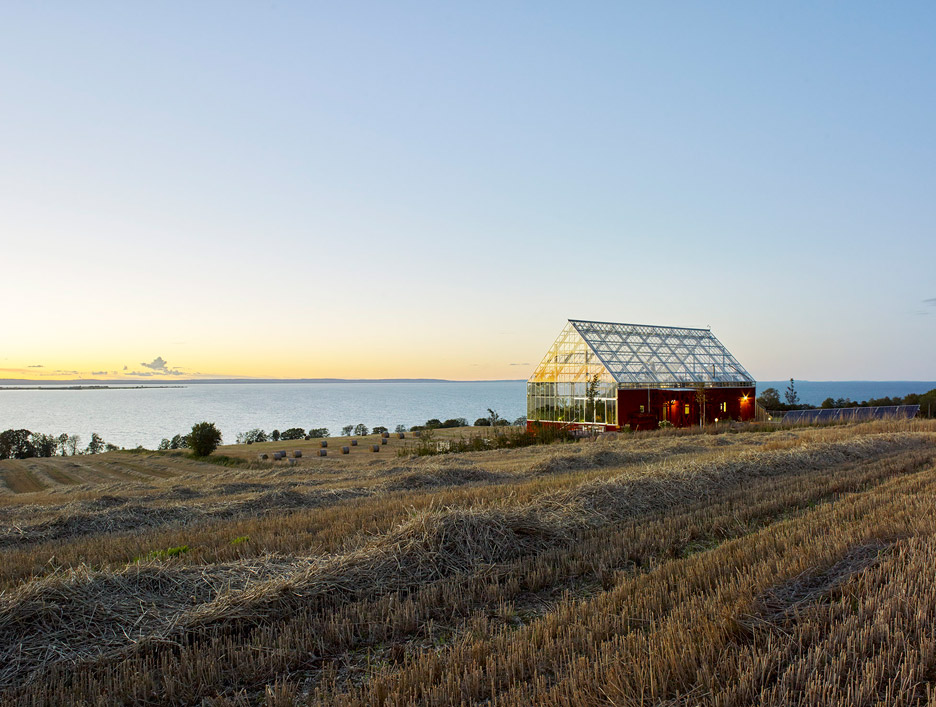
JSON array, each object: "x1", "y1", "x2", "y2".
[
  {"x1": 270, "y1": 430, "x2": 281, "y2": 441},
  {"x1": 188, "y1": 422, "x2": 222, "y2": 457},
  {"x1": 398, "y1": 421, "x2": 574, "y2": 457},
  {"x1": 280, "y1": 428, "x2": 305, "y2": 441},
  {"x1": 236, "y1": 429, "x2": 268, "y2": 444},
  {"x1": 341, "y1": 425, "x2": 354, "y2": 436},
  {"x1": 0, "y1": 429, "x2": 35, "y2": 459},
  {"x1": 372, "y1": 426, "x2": 388, "y2": 435},
  {"x1": 441, "y1": 418, "x2": 468, "y2": 428},
  {"x1": 32, "y1": 433, "x2": 58, "y2": 458},
  {"x1": 425, "y1": 419, "x2": 442, "y2": 430},
  {"x1": 306, "y1": 427, "x2": 329, "y2": 438},
  {"x1": 354, "y1": 423, "x2": 369, "y2": 436},
  {"x1": 474, "y1": 418, "x2": 491, "y2": 427},
  {"x1": 138, "y1": 545, "x2": 190, "y2": 562}
]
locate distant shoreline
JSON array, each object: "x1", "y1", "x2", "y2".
[
  {"x1": 0, "y1": 378, "x2": 527, "y2": 386},
  {"x1": 0, "y1": 385, "x2": 185, "y2": 391}
]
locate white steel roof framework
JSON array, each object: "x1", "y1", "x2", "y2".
[{"x1": 529, "y1": 319, "x2": 755, "y2": 389}]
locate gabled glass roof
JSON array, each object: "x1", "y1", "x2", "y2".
[{"x1": 530, "y1": 319, "x2": 755, "y2": 389}]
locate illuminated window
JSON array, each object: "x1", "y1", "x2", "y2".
[
  {"x1": 685, "y1": 404, "x2": 690, "y2": 415},
  {"x1": 720, "y1": 402, "x2": 727, "y2": 413},
  {"x1": 639, "y1": 405, "x2": 645, "y2": 413}
]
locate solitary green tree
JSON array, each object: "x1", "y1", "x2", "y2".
[
  {"x1": 757, "y1": 387, "x2": 781, "y2": 410},
  {"x1": 189, "y1": 422, "x2": 222, "y2": 457},
  {"x1": 86, "y1": 433, "x2": 105, "y2": 455},
  {"x1": 784, "y1": 378, "x2": 800, "y2": 407},
  {"x1": 585, "y1": 373, "x2": 600, "y2": 423}
]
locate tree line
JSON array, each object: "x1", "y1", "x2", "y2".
[
  {"x1": 0, "y1": 430, "x2": 112, "y2": 460},
  {"x1": 757, "y1": 379, "x2": 936, "y2": 417},
  {"x1": 231, "y1": 410, "x2": 526, "y2": 445}
]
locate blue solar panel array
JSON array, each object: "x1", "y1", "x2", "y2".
[{"x1": 781, "y1": 405, "x2": 920, "y2": 425}]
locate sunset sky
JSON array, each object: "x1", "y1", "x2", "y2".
[{"x1": 1, "y1": 3, "x2": 934, "y2": 382}]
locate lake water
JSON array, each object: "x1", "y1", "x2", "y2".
[
  {"x1": 1, "y1": 380, "x2": 933, "y2": 449},
  {"x1": 0, "y1": 381, "x2": 527, "y2": 449}
]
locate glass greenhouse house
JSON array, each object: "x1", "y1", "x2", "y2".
[{"x1": 527, "y1": 319, "x2": 757, "y2": 430}]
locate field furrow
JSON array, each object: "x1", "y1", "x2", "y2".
[{"x1": 0, "y1": 421, "x2": 933, "y2": 705}]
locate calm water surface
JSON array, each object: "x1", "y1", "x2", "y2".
[
  {"x1": 0, "y1": 380, "x2": 932, "y2": 450},
  {"x1": 0, "y1": 382, "x2": 527, "y2": 449}
]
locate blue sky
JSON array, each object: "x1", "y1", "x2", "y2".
[{"x1": 1, "y1": 3, "x2": 934, "y2": 380}]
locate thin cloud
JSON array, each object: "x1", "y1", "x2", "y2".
[
  {"x1": 925, "y1": 298, "x2": 936, "y2": 305},
  {"x1": 141, "y1": 356, "x2": 170, "y2": 372},
  {"x1": 27, "y1": 364, "x2": 44, "y2": 368},
  {"x1": 91, "y1": 371, "x2": 107, "y2": 375},
  {"x1": 508, "y1": 362, "x2": 531, "y2": 366},
  {"x1": 126, "y1": 369, "x2": 185, "y2": 377}
]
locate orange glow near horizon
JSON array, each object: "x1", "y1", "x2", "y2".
[{"x1": 0, "y1": 350, "x2": 534, "y2": 382}]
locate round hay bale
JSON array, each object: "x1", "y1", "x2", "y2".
[
  {"x1": 381, "y1": 432, "x2": 390, "y2": 438},
  {"x1": 371, "y1": 444, "x2": 380, "y2": 452},
  {"x1": 381, "y1": 437, "x2": 388, "y2": 445},
  {"x1": 272, "y1": 451, "x2": 283, "y2": 460},
  {"x1": 351, "y1": 439, "x2": 358, "y2": 446},
  {"x1": 413, "y1": 431, "x2": 421, "y2": 438},
  {"x1": 258, "y1": 453, "x2": 269, "y2": 461},
  {"x1": 318, "y1": 449, "x2": 327, "y2": 457},
  {"x1": 320, "y1": 440, "x2": 328, "y2": 448},
  {"x1": 341, "y1": 446, "x2": 350, "y2": 454},
  {"x1": 397, "y1": 432, "x2": 405, "y2": 439},
  {"x1": 278, "y1": 450, "x2": 286, "y2": 457},
  {"x1": 288, "y1": 458, "x2": 297, "y2": 465},
  {"x1": 293, "y1": 450, "x2": 302, "y2": 458}
]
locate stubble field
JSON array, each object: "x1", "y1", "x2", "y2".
[{"x1": 2, "y1": 420, "x2": 936, "y2": 706}]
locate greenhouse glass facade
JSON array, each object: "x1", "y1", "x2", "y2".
[
  {"x1": 527, "y1": 320, "x2": 756, "y2": 430},
  {"x1": 527, "y1": 323, "x2": 618, "y2": 426}
]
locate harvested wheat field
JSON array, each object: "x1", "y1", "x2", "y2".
[{"x1": 2, "y1": 420, "x2": 936, "y2": 705}]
